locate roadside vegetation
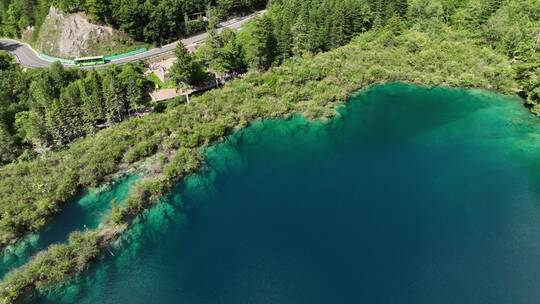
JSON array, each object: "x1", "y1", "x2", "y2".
[
  {"x1": 146, "y1": 72, "x2": 166, "y2": 89},
  {"x1": 0, "y1": 0, "x2": 267, "y2": 45},
  {"x1": 170, "y1": 0, "x2": 398, "y2": 87},
  {"x1": 170, "y1": 0, "x2": 540, "y2": 110},
  {"x1": 0, "y1": 0, "x2": 539, "y2": 303},
  {"x1": 0, "y1": 55, "x2": 150, "y2": 165}
]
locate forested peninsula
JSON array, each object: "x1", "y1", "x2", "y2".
[{"x1": 0, "y1": 0, "x2": 539, "y2": 303}]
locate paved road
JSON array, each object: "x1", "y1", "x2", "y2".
[
  {"x1": 0, "y1": 11, "x2": 264, "y2": 69},
  {"x1": 0, "y1": 39, "x2": 51, "y2": 68}
]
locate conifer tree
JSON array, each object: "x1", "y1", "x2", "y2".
[
  {"x1": 248, "y1": 16, "x2": 276, "y2": 71},
  {"x1": 0, "y1": 122, "x2": 17, "y2": 164},
  {"x1": 79, "y1": 71, "x2": 105, "y2": 133},
  {"x1": 170, "y1": 43, "x2": 204, "y2": 87},
  {"x1": 292, "y1": 12, "x2": 311, "y2": 56},
  {"x1": 103, "y1": 73, "x2": 127, "y2": 123},
  {"x1": 86, "y1": 0, "x2": 110, "y2": 23}
]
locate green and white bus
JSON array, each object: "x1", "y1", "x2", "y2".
[{"x1": 74, "y1": 56, "x2": 106, "y2": 66}]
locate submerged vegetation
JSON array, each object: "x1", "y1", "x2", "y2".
[
  {"x1": 0, "y1": 24, "x2": 516, "y2": 304},
  {"x1": 0, "y1": 0, "x2": 539, "y2": 302}
]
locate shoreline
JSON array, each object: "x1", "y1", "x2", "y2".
[
  {"x1": 0, "y1": 83, "x2": 520, "y2": 303},
  {"x1": 0, "y1": 26, "x2": 520, "y2": 302}
]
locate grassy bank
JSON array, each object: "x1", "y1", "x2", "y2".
[{"x1": 0, "y1": 25, "x2": 517, "y2": 303}]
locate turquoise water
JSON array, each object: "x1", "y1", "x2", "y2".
[
  {"x1": 0, "y1": 175, "x2": 139, "y2": 279},
  {"x1": 34, "y1": 83, "x2": 540, "y2": 303}
]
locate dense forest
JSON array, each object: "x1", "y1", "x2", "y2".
[
  {"x1": 0, "y1": 0, "x2": 540, "y2": 302},
  {"x1": 0, "y1": 0, "x2": 267, "y2": 44},
  {"x1": 0, "y1": 53, "x2": 149, "y2": 164},
  {"x1": 173, "y1": 0, "x2": 540, "y2": 109},
  {"x1": 168, "y1": 0, "x2": 410, "y2": 85},
  {"x1": 0, "y1": 0, "x2": 411, "y2": 166}
]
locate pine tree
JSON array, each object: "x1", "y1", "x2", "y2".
[
  {"x1": 79, "y1": 71, "x2": 104, "y2": 134},
  {"x1": 87, "y1": 0, "x2": 111, "y2": 22},
  {"x1": 60, "y1": 83, "x2": 85, "y2": 143},
  {"x1": 118, "y1": 64, "x2": 147, "y2": 113},
  {"x1": 103, "y1": 73, "x2": 127, "y2": 123},
  {"x1": 330, "y1": 4, "x2": 352, "y2": 48},
  {"x1": 45, "y1": 99, "x2": 65, "y2": 145},
  {"x1": 27, "y1": 78, "x2": 54, "y2": 145},
  {"x1": 393, "y1": 0, "x2": 408, "y2": 18},
  {"x1": 370, "y1": 0, "x2": 384, "y2": 27},
  {"x1": 170, "y1": 43, "x2": 203, "y2": 87},
  {"x1": 249, "y1": 16, "x2": 276, "y2": 71},
  {"x1": 0, "y1": 122, "x2": 17, "y2": 164},
  {"x1": 292, "y1": 12, "x2": 311, "y2": 56},
  {"x1": 210, "y1": 29, "x2": 246, "y2": 75}
]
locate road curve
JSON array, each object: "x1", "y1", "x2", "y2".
[
  {"x1": 0, "y1": 11, "x2": 264, "y2": 69},
  {"x1": 0, "y1": 39, "x2": 51, "y2": 68}
]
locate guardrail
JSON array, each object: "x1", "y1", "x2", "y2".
[
  {"x1": 36, "y1": 48, "x2": 148, "y2": 65},
  {"x1": 1, "y1": 10, "x2": 264, "y2": 68},
  {"x1": 37, "y1": 53, "x2": 75, "y2": 65},
  {"x1": 105, "y1": 48, "x2": 148, "y2": 61}
]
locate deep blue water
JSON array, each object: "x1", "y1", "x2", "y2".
[{"x1": 36, "y1": 83, "x2": 540, "y2": 303}]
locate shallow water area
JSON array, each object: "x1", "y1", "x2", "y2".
[
  {"x1": 0, "y1": 175, "x2": 139, "y2": 279},
  {"x1": 34, "y1": 83, "x2": 540, "y2": 304}
]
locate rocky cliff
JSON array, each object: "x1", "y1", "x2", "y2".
[{"x1": 35, "y1": 7, "x2": 143, "y2": 58}]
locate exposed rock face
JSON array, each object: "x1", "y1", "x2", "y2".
[
  {"x1": 21, "y1": 26, "x2": 35, "y2": 41},
  {"x1": 56, "y1": 9, "x2": 113, "y2": 57},
  {"x1": 36, "y1": 7, "x2": 136, "y2": 58}
]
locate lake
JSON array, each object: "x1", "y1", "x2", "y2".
[{"x1": 34, "y1": 83, "x2": 540, "y2": 304}]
